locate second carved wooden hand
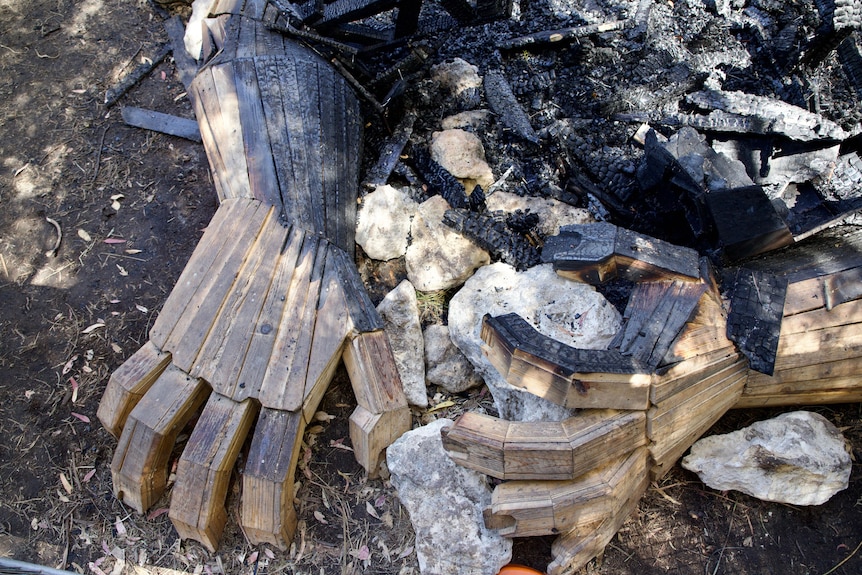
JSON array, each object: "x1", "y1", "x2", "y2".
[{"x1": 97, "y1": 1, "x2": 410, "y2": 552}]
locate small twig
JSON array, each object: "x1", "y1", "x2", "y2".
[
  {"x1": 91, "y1": 125, "x2": 109, "y2": 184},
  {"x1": 821, "y1": 539, "x2": 862, "y2": 575},
  {"x1": 45, "y1": 217, "x2": 62, "y2": 257}
]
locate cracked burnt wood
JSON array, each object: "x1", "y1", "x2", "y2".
[
  {"x1": 736, "y1": 225, "x2": 862, "y2": 407},
  {"x1": 542, "y1": 222, "x2": 701, "y2": 284},
  {"x1": 99, "y1": 0, "x2": 410, "y2": 553}
]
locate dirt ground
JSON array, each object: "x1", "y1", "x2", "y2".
[{"x1": 1, "y1": 1, "x2": 862, "y2": 574}]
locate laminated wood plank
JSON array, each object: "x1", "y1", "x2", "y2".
[
  {"x1": 662, "y1": 323, "x2": 732, "y2": 365},
  {"x1": 121, "y1": 106, "x2": 201, "y2": 142},
  {"x1": 165, "y1": 202, "x2": 271, "y2": 372},
  {"x1": 332, "y1": 248, "x2": 383, "y2": 333},
  {"x1": 257, "y1": 235, "x2": 325, "y2": 410},
  {"x1": 242, "y1": 408, "x2": 304, "y2": 548},
  {"x1": 189, "y1": 66, "x2": 230, "y2": 202},
  {"x1": 774, "y1": 322, "x2": 862, "y2": 364},
  {"x1": 780, "y1": 298, "x2": 862, "y2": 335},
  {"x1": 441, "y1": 410, "x2": 646, "y2": 481},
  {"x1": 149, "y1": 199, "x2": 245, "y2": 347},
  {"x1": 734, "y1": 385, "x2": 862, "y2": 408},
  {"x1": 503, "y1": 421, "x2": 574, "y2": 480},
  {"x1": 647, "y1": 357, "x2": 748, "y2": 440},
  {"x1": 651, "y1": 346, "x2": 741, "y2": 404},
  {"x1": 649, "y1": 370, "x2": 745, "y2": 471},
  {"x1": 191, "y1": 208, "x2": 288, "y2": 395},
  {"x1": 349, "y1": 404, "x2": 412, "y2": 475},
  {"x1": 486, "y1": 449, "x2": 648, "y2": 538},
  {"x1": 111, "y1": 365, "x2": 210, "y2": 513},
  {"x1": 169, "y1": 394, "x2": 258, "y2": 551},
  {"x1": 547, "y1": 452, "x2": 649, "y2": 575},
  {"x1": 563, "y1": 410, "x2": 647, "y2": 480},
  {"x1": 299, "y1": 245, "x2": 359, "y2": 421},
  {"x1": 98, "y1": 341, "x2": 171, "y2": 437},
  {"x1": 342, "y1": 330, "x2": 409, "y2": 414},
  {"x1": 235, "y1": 12, "x2": 258, "y2": 59},
  {"x1": 209, "y1": 62, "x2": 252, "y2": 200},
  {"x1": 297, "y1": 59, "x2": 327, "y2": 233},
  {"x1": 442, "y1": 412, "x2": 509, "y2": 478},
  {"x1": 255, "y1": 56, "x2": 298, "y2": 220},
  {"x1": 647, "y1": 361, "x2": 747, "y2": 440},
  {"x1": 505, "y1": 354, "x2": 652, "y2": 410},
  {"x1": 233, "y1": 226, "x2": 306, "y2": 401},
  {"x1": 746, "y1": 355, "x2": 862, "y2": 387},
  {"x1": 784, "y1": 265, "x2": 862, "y2": 316},
  {"x1": 234, "y1": 58, "x2": 281, "y2": 208}
]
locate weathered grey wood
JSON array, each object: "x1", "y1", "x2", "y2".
[{"x1": 122, "y1": 106, "x2": 202, "y2": 142}]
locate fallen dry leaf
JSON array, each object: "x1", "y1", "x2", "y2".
[
  {"x1": 81, "y1": 323, "x2": 105, "y2": 334},
  {"x1": 135, "y1": 304, "x2": 148, "y2": 313},
  {"x1": 71, "y1": 412, "x2": 90, "y2": 423},
  {"x1": 83, "y1": 468, "x2": 97, "y2": 483},
  {"x1": 78, "y1": 229, "x2": 92, "y2": 242},
  {"x1": 62, "y1": 354, "x2": 78, "y2": 374},
  {"x1": 60, "y1": 472, "x2": 73, "y2": 494},
  {"x1": 116, "y1": 264, "x2": 127, "y2": 276},
  {"x1": 366, "y1": 501, "x2": 380, "y2": 519},
  {"x1": 70, "y1": 377, "x2": 78, "y2": 403},
  {"x1": 313, "y1": 510, "x2": 328, "y2": 524},
  {"x1": 103, "y1": 238, "x2": 126, "y2": 244}
]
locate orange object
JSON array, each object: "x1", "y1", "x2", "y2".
[{"x1": 498, "y1": 565, "x2": 547, "y2": 575}]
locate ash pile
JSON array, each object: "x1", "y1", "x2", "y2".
[{"x1": 296, "y1": 0, "x2": 862, "y2": 270}]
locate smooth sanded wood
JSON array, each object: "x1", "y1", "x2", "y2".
[
  {"x1": 241, "y1": 408, "x2": 305, "y2": 548},
  {"x1": 111, "y1": 365, "x2": 209, "y2": 513},
  {"x1": 97, "y1": 341, "x2": 171, "y2": 437},
  {"x1": 169, "y1": 393, "x2": 258, "y2": 551}
]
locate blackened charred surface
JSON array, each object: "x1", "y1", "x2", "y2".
[
  {"x1": 723, "y1": 267, "x2": 787, "y2": 375},
  {"x1": 443, "y1": 208, "x2": 542, "y2": 270}
]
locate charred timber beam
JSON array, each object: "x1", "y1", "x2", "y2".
[{"x1": 542, "y1": 222, "x2": 701, "y2": 284}]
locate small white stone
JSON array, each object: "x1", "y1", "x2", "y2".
[
  {"x1": 431, "y1": 129, "x2": 495, "y2": 190},
  {"x1": 485, "y1": 190, "x2": 594, "y2": 237},
  {"x1": 377, "y1": 280, "x2": 427, "y2": 408},
  {"x1": 356, "y1": 185, "x2": 417, "y2": 261},
  {"x1": 424, "y1": 324, "x2": 484, "y2": 394}
]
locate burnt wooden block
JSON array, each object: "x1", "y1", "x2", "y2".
[
  {"x1": 724, "y1": 267, "x2": 787, "y2": 375},
  {"x1": 543, "y1": 223, "x2": 701, "y2": 284},
  {"x1": 705, "y1": 186, "x2": 793, "y2": 262}
]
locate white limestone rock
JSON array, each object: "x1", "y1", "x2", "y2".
[
  {"x1": 442, "y1": 110, "x2": 492, "y2": 131},
  {"x1": 682, "y1": 411, "x2": 852, "y2": 506},
  {"x1": 356, "y1": 185, "x2": 417, "y2": 261},
  {"x1": 424, "y1": 324, "x2": 484, "y2": 394},
  {"x1": 430, "y1": 129, "x2": 495, "y2": 190},
  {"x1": 406, "y1": 195, "x2": 491, "y2": 292},
  {"x1": 387, "y1": 419, "x2": 512, "y2": 575},
  {"x1": 448, "y1": 263, "x2": 621, "y2": 421},
  {"x1": 431, "y1": 58, "x2": 482, "y2": 98},
  {"x1": 377, "y1": 280, "x2": 427, "y2": 408},
  {"x1": 485, "y1": 190, "x2": 594, "y2": 237},
  {"x1": 184, "y1": 0, "x2": 216, "y2": 59}
]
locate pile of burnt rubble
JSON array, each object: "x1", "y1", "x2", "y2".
[{"x1": 259, "y1": 0, "x2": 862, "y2": 267}]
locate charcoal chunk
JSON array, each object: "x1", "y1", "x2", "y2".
[{"x1": 443, "y1": 209, "x2": 542, "y2": 270}]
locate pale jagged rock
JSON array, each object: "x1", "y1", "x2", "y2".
[
  {"x1": 430, "y1": 129, "x2": 495, "y2": 190},
  {"x1": 356, "y1": 185, "x2": 417, "y2": 261},
  {"x1": 387, "y1": 419, "x2": 512, "y2": 575},
  {"x1": 406, "y1": 195, "x2": 491, "y2": 292},
  {"x1": 377, "y1": 280, "x2": 427, "y2": 408},
  {"x1": 424, "y1": 324, "x2": 485, "y2": 394},
  {"x1": 448, "y1": 263, "x2": 621, "y2": 421},
  {"x1": 431, "y1": 58, "x2": 482, "y2": 98},
  {"x1": 682, "y1": 411, "x2": 852, "y2": 506},
  {"x1": 184, "y1": 0, "x2": 216, "y2": 59},
  {"x1": 485, "y1": 190, "x2": 594, "y2": 237}
]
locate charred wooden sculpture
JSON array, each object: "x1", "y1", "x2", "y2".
[
  {"x1": 98, "y1": 0, "x2": 411, "y2": 552},
  {"x1": 443, "y1": 222, "x2": 862, "y2": 574}
]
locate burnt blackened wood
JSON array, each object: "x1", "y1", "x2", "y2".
[
  {"x1": 410, "y1": 148, "x2": 470, "y2": 209},
  {"x1": 363, "y1": 112, "x2": 415, "y2": 188},
  {"x1": 724, "y1": 267, "x2": 787, "y2": 375},
  {"x1": 315, "y1": 0, "x2": 401, "y2": 29},
  {"x1": 497, "y1": 20, "x2": 628, "y2": 51},
  {"x1": 443, "y1": 209, "x2": 542, "y2": 270},
  {"x1": 104, "y1": 43, "x2": 171, "y2": 107},
  {"x1": 438, "y1": 0, "x2": 477, "y2": 24},
  {"x1": 485, "y1": 313, "x2": 648, "y2": 376},
  {"x1": 685, "y1": 90, "x2": 848, "y2": 142},
  {"x1": 484, "y1": 70, "x2": 540, "y2": 144},
  {"x1": 706, "y1": 186, "x2": 793, "y2": 262},
  {"x1": 611, "y1": 281, "x2": 707, "y2": 367},
  {"x1": 165, "y1": 16, "x2": 198, "y2": 87},
  {"x1": 543, "y1": 223, "x2": 701, "y2": 284},
  {"x1": 838, "y1": 37, "x2": 862, "y2": 98}
]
